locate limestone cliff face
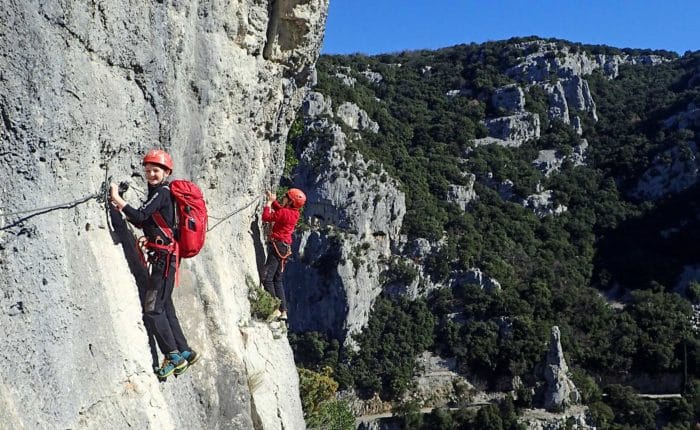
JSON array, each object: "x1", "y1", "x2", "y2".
[
  {"x1": 542, "y1": 327, "x2": 580, "y2": 411},
  {"x1": 633, "y1": 103, "x2": 700, "y2": 200},
  {"x1": 502, "y1": 40, "x2": 668, "y2": 136},
  {"x1": 0, "y1": 1, "x2": 327, "y2": 429},
  {"x1": 285, "y1": 97, "x2": 406, "y2": 344}
]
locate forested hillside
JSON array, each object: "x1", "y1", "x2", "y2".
[{"x1": 288, "y1": 37, "x2": 700, "y2": 428}]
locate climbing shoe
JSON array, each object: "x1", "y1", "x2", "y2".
[
  {"x1": 174, "y1": 350, "x2": 200, "y2": 375},
  {"x1": 157, "y1": 351, "x2": 187, "y2": 380},
  {"x1": 279, "y1": 311, "x2": 288, "y2": 321}
]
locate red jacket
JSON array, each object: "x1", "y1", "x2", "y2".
[{"x1": 262, "y1": 200, "x2": 299, "y2": 244}]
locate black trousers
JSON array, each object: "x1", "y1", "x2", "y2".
[
  {"x1": 262, "y1": 241, "x2": 290, "y2": 312},
  {"x1": 143, "y1": 252, "x2": 189, "y2": 355}
]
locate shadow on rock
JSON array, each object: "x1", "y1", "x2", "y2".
[{"x1": 108, "y1": 205, "x2": 160, "y2": 370}]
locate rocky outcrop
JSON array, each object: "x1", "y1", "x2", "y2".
[
  {"x1": 570, "y1": 139, "x2": 589, "y2": 167},
  {"x1": 302, "y1": 91, "x2": 333, "y2": 118},
  {"x1": 506, "y1": 43, "x2": 603, "y2": 134},
  {"x1": 452, "y1": 268, "x2": 502, "y2": 293},
  {"x1": 632, "y1": 141, "x2": 700, "y2": 201},
  {"x1": 302, "y1": 93, "x2": 378, "y2": 133},
  {"x1": 542, "y1": 327, "x2": 581, "y2": 411},
  {"x1": 285, "y1": 110, "x2": 405, "y2": 343},
  {"x1": 470, "y1": 41, "x2": 668, "y2": 150},
  {"x1": 333, "y1": 66, "x2": 356, "y2": 87},
  {"x1": 482, "y1": 173, "x2": 516, "y2": 200},
  {"x1": 523, "y1": 187, "x2": 567, "y2": 217},
  {"x1": 520, "y1": 406, "x2": 593, "y2": 430},
  {"x1": 361, "y1": 69, "x2": 384, "y2": 84},
  {"x1": 336, "y1": 101, "x2": 380, "y2": 132},
  {"x1": 532, "y1": 140, "x2": 588, "y2": 177},
  {"x1": 447, "y1": 175, "x2": 477, "y2": 210},
  {"x1": 510, "y1": 40, "x2": 666, "y2": 82},
  {"x1": 542, "y1": 81, "x2": 572, "y2": 126},
  {"x1": 475, "y1": 112, "x2": 541, "y2": 147},
  {"x1": 0, "y1": 1, "x2": 328, "y2": 428},
  {"x1": 562, "y1": 76, "x2": 596, "y2": 119},
  {"x1": 533, "y1": 150, "x2": 565, "y2": 177},
  {"x1": 339, "y1": 390, "x2": 393, "y2": 419},
  {"x1": 492, "y1": 84, "x2": 526, "y2": 113},
  {"x1": 408, "y1": 352, "x2": 474, "y2": 407},
  {"x1": 664, "y1": 102, "x2": 700, "y2": 130},
  {"x1": 505, "y1": 41, "x2": 668, "y2": 137},
  {"x1": 532, "y1": 149, "x2": 564, "y2": 176}
]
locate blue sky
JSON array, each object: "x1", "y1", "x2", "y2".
[{"x1": 322, "y1": 1, "x2": 700, "y2": 56}]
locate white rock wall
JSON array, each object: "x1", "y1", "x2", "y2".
[
  {"x1": 285, "y1": 105, "x2": 406, "y2": 344},
  {"x1": 0, "y1": 1, "x2": 328, "y2": 428}
]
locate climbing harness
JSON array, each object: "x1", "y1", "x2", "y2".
[
  {"x1": 148, "y1": 212, "x2": 180, "y2": 286},
  {"x1": 270, "y1": 240, "x2": 292, "y2": 273}
]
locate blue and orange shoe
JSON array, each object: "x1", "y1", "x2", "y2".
[
  {"x1": 174, "y1": 350, "x2": 201, "y2": 375},
  {"x1": 157, "y1": 352, "x2": 187, "y2": 380}
]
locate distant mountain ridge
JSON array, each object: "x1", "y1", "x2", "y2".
[{"x1": 287, "y1": 37, "x2": 700, "y2": 427}]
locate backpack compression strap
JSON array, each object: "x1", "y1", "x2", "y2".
[{"x1": 150, "y1": 212, "x2": 180, "y2": 286}]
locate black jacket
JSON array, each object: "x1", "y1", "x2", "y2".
[{"x1": 122, "y1": 183, "x2": 175, "y2": 243}]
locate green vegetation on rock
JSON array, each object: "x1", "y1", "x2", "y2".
[{"x1": 292, "y1": 39, "x2": 700, "y2": 425}]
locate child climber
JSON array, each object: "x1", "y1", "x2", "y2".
[
  {"x1": 261, "y1": 188, "x2": 306, "y2": 321},
  {"x1": 109, "y1": 149, "x2": 199, "y2": 380}
]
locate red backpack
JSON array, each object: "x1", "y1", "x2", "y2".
[{"x1": 152, "y1": 179, "x2": 208, "y2": 258}]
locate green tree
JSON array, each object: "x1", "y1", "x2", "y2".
[
  {"x1": 295, "y1": 40, "x2": 700, "y2": 425},
  {"x1": 626, "y1": 289, "x2": 693, "y2": 372},
  {"x1": 422, "y1": 407, "x2": 454, "y2": 430},
  {"x1": 307, "y1": 400, "x2": 355, "y2": 430},
  {"x1": 394, "y1": 400, "x2": 423, "y2": 429},
  {"x1": 604, "y1": 384, "x2": 657, "y2": 429},
  {"x1": 298, "y1": 367, "x2": 339, "y2": 420},
  {"x1": 588, "y1": 401, "x2": 614, "y2": 429},
  {"x1": 474, "y1": 405, "x2": 503, "y2": 430},
  {"x1": 351, "y1": 296, "x2": 436, "y2": 399}
]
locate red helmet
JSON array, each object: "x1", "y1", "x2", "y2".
[
  {"x1": 142, "y1": 149, "x2": 173, "y2": 172},
  {"x1": 286, "y1": 188, "x2": 306, "y2": 208}
]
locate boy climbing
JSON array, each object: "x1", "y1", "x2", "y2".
[
  {"x1": 109, "y1": 149, "x2": 200, "y2": 380},
  {"x1": 261, "y1": 188, "x2": 306, "y2": 321}
]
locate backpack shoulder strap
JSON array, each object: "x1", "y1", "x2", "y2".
[
  {"x1": 163, "y1": 182, "x2": 180, "y2": 230},
  {"x1": 152, "y1": 212, "x2": 174, "y2": 243},
  {"x1": 151, "y1": 184, "x2": 173, "y2": 240}
]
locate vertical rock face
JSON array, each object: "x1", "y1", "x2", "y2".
[
  {"x1": 285, "y1": 102, "x2": 406, "y2": 343},
  {"x1": 446, "y1": 176, "x2": 477, "y2": 211},
  {"x1": 0, "y1": 1, "x2": 328, "y2": 429},
  {"x1": 543, "y1": 326, "x2": 580, "y2": 411},
  {"x1": 336, "y1": 101, "x2": 380, "y2": 132},
  {"x1": 631, "y1": 103, "x2": 700, "y2": 200},
  {"x1": 632, "y1": 141, "x2": 700, "y2": 201},
  {"x1": 508, "y1": 46, "x2": 600, "y2": 135},
  {"x1": 492, "y1": 84, "x2": 526, "y2": 113},
  {"x1": 483, "y1": 112, "x2": 541, "y2": 144},
  {"x1": 502, "y1": 41, "x2": 668, "y2": 137}
]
